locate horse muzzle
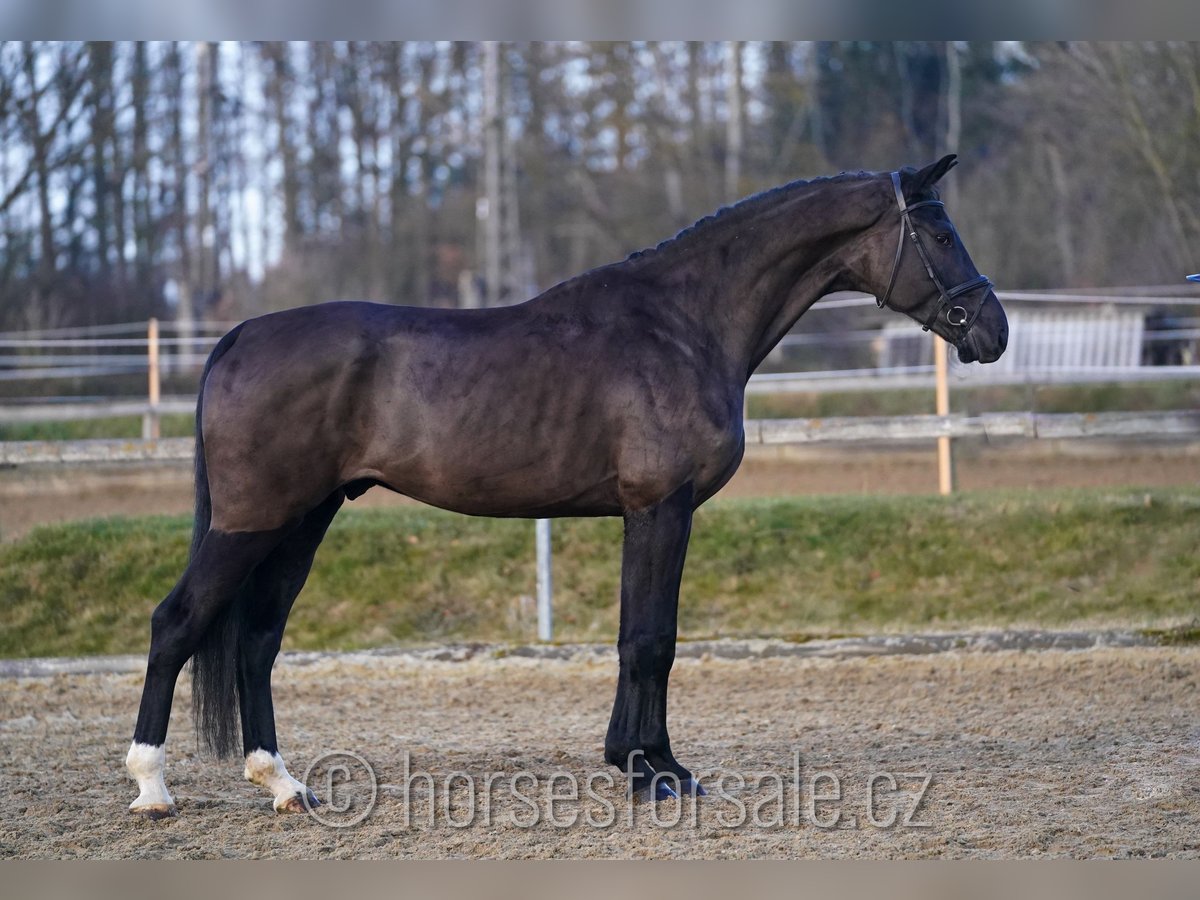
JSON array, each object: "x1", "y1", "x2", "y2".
[{"x1": 956, "y1": 291, "x2": 1008, "y2": 364}]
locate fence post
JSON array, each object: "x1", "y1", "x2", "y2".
[
  {"x1": 934, "y1": 334, "x2": 954, "y2": 494},
  {"x1": 143, "y1": 318, "x2": 160, "y2": 441},
  {"x1": 535, "y1": 518, "x2": 553, "y2": 642}
]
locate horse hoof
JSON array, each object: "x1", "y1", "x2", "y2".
[
  {"x1": 678, "y1": 779, "x2": 707, "y2": 797},
  {"x1": 130, "y1": 803, "x2": 176, "y2": 821},
  {"x1": 276, "y1": 795, "x2": 306, "y2": 814},
  {"x1": 276, "y1": 790, "x2": 319, "y2": 814},
  {"x1": 633, "y1": 779, "x2": 680, "y2": 802}
]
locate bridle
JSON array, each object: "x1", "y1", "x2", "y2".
[{"x1": 877, "y1": 170, "x2": 992, "y2": 333}]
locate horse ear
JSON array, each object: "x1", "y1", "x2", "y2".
[{"x1": 900, "y1": 154, "x2": 958, "y2": 197}]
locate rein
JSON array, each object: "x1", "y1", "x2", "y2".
[{"x1": 877, "y1": 170, "x2": 992, "y2": 333}]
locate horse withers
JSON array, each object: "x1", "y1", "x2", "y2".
[{"x1": 126, "y1": 155, "x2": 1008, "y2": 818}]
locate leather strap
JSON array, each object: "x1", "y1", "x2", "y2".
[{"x1": 878, "y1": 170, "x2": 992, "y2": 336}]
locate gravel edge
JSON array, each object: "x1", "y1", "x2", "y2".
[{"x1": 0, "y1": 629, "x2": 1168, "y2": 678}]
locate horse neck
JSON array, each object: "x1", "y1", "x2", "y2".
[{"x1": 636, "y1": 175, "x2": 888, "y2": 380}]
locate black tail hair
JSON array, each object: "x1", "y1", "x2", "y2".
[{"x1": 189, "y1": 322, "x2": 248, "y2": 758}]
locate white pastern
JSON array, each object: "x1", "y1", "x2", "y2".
[
  {"x1": 125, "y1": 741, "x2": 175, "y2": 814},
  {"x1": 244, "y1": 749, "x2": 310, "y2": 812}
]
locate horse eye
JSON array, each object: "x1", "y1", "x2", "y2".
[{"x1": 935, "y1": 233, "x2": 953, "y2": 247}]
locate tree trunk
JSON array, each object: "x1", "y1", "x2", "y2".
[
  {"x1": 895, "y1": 43, "x2": 922, "y2": 159},
  {"x1": 166, "y1": 42, "x2": 193, "y2": 338},
  {"x1": 803, "y1": 43, "x2": 828, "y2": 165},
  {"x1": 22, "y1": 43, "x2": 58, "y2": 321},
  {"x1": 1044, "y1": 142, "x2": 1077, "y2": 284},
  {"x1": 482, "y1": 40, "x2": 503, "y2": 306},
  {"x1": 941, "y1": 41, "x2": 962, "y2": 208},
  {"x1": 264, "y1": 42, "x2": 302, "y2": 252},
  {"x1": 193, "y1": 41, "x2": 216, "y2": 330},
  {"x1": 724, "y1": 41, "x2": 742, "y2": 202},
  {"x1": 87, "y1": 42, "x2": 114, "y2": 287},
  {"x1": 131, "y1": 41, "x2": 154, "y2": 307}
]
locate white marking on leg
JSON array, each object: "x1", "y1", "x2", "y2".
[
  {"x1": 125, "y1": 741, "x2": 175, "y2": 814},
  {"x1": 244, "y1": 749, "x2": 310, "y2": 812}
]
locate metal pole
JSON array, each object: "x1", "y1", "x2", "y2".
[
  {"x1": 143, "y1": 318, "x2": 161, "y2": 440},
  {"x1": 934, "y1": 334, "x2": 954, "y2": 494},
  {"x1": 535, "y1": 518, "x2": 553, "y2": 642}
]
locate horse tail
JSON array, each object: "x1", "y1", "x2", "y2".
[{"x1": 189, "y1": 322, "x2": 247, "y2": 758}]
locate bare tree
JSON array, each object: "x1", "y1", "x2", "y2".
[
  {"x1": 941, "y1": 41, "x2": 962, "y2": 208},
  {"x1": 724, "y1": 41, "x2": 742, "y2": 201},
  {"x1": 482, "y1": 40, "x2": 502, "y2": 306},
  {"x1": 0, "y1": 41, "x2": 1194, "y2": 333}
]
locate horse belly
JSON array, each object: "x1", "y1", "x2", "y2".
[{"x1": 357, "y1": 389, "x2": 621, "y2": 518}]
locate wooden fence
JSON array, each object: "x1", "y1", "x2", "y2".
[
  {"x1": 4, "y1": 409, "x2": 1196, "y2": 644},
  {"x1": 4, "y1": 410, "x2": 1198, "y2": 467}
]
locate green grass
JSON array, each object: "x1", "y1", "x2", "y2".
[
  {"x1": 0, "y1": 414, "x2": 195, "y2": 442},
  {"x1": 2, "y1": 488, "x2": 1198, "y2": 658}
]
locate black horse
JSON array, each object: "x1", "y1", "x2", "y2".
[{"x1": 125, "y1": 155, "x2": 1008, "y2": 817}]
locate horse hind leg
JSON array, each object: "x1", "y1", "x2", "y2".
[
  {"x1": 126, "y1": 528, "x2": 285, "y2": 818},
  {"x1": 238, "y1": 490, "x2": 344, "y2": 813}
]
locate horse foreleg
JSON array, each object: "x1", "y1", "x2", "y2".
[
  {"x1": 604, "y1": 482, "x2": 702, "y2": 800},
  {"x1": 239, "y1": 491, "x2": 343, "y2": 813}
]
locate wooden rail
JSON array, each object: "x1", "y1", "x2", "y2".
[
  {"x1": 3, "y1": 410, "x2": 1198, "y2": 467},
  {"x1": 747, "y1": 410, "x2": 1200, "y2": 444},
  {"x1": 744, "y1": 365, "x2": 1200, "y2": 394},
  {"x1": 4, "y1": 362, "x2": 1199, "y2": 431}
]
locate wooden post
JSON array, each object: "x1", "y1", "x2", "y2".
[
  {"x1": 934, "y1": 334, "x2": 954, "y2": 494},
  {"x1": 143, "y1": 318, "x2": 161, "y2": 440}
]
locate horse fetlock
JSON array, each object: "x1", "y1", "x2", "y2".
[
  {"x1": 243, "y1": 749, "x2": 315, "y2": 813},
  {"x1": 617, "y1": 633, "x2": 676, "y2": 677},
  {"x1": 126, "y1": 741, "x2": 176, "y2": 817}
]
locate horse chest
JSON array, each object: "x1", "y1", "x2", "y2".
[{"x1": 611, "y1": 375, "x2": 744, "y2": 498}]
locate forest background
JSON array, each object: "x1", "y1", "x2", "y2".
[{"x1": 0, "y1": 41, "x2": 1195, "y2": 334}]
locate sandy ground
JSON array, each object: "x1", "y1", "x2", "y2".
[
  {"x1": 2, "y1": 440, "x2": 1197, "y2": 858},
  {"x1": 2, "y1": 643, "x2": 1198, "y2": 859},
  {"x1": 2, "y1": 438, "x2": 1198, "y2": 541}
]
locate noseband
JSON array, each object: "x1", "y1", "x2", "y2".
[{"x1": 877, "y1": 171, "x2": 992, "y2": 333}]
